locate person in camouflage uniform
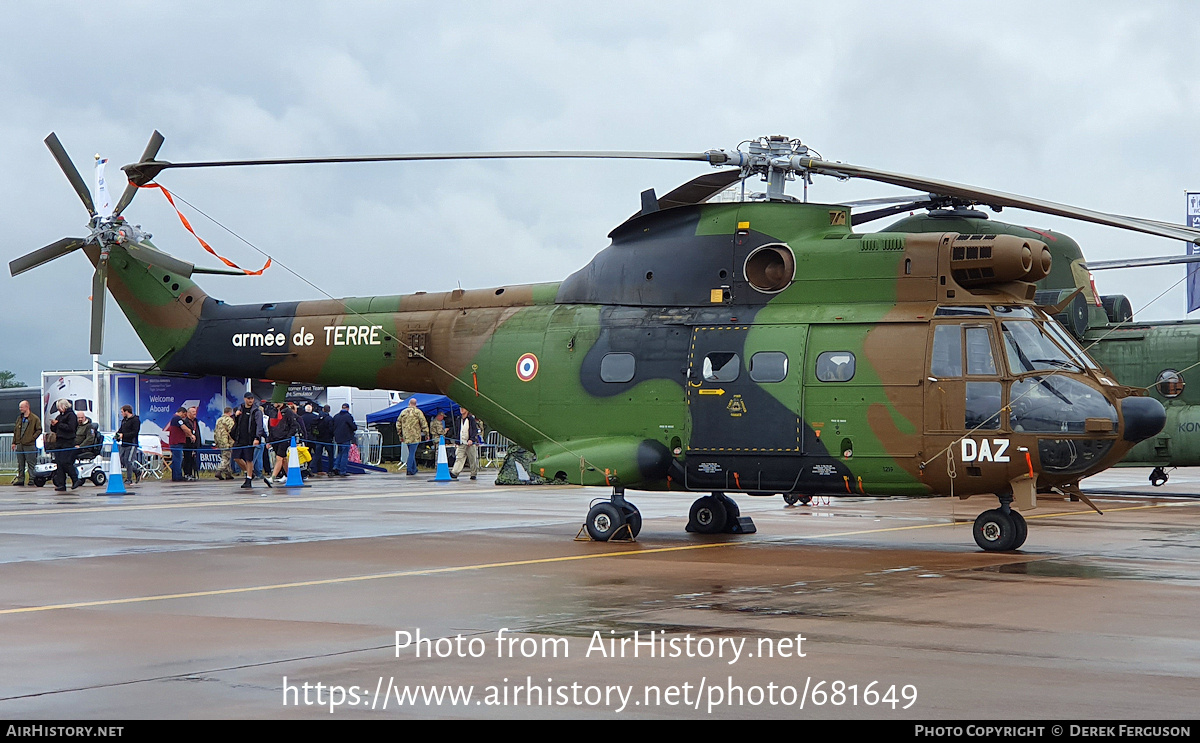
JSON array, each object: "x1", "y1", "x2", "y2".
[
  {"x1": 396, "y1": 397, "x2": 428, "y2": 476},
  {"x1": 214, "y1": 407, "x2": 236, "y2": 480}
]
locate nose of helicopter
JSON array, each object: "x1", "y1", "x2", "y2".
[{"x1": 1122, "y1": 396, "x2": 1167, "y2": 443}]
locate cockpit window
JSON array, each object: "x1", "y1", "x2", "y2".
[
  {"x1": 1001, "y1": 321, "x2": 1083, "y2": 374},
  {"x1": 1010, "y1": 376, "x2": 1117, "y2": 433},
  {"x1": 1041, "y1": 317, "x2": 1101, "y2": 370},
  {"x1": 934, "y1": 306, "x2": 991, "y2": 317},
  {"x1": 965, "y1": 326, "x2": 997, "y2": 375},
  {"x1": 994, "y1": 306, "x2": 1036, "y2": 319}
]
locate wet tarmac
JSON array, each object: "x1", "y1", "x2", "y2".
[{"x1": 0, "y1": 467, "x2": 1197, "y2": 719}]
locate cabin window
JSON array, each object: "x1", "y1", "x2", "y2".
[
  {"x1": 930, "y1": 325, "x2": 963, "y2": 377},
  {"x1": 749, "y1": 352, "x2": 788, "y2": 382},
  {"x1": 600, "y1": 353, "x2": 636, "y2": 383},
  {"x1": 1156, "y1": 369, "x2": 1185, "y2": 398},
  {"x1": 966, "y1": 382, "x2": 1003, "y2": 430},
  {"x1": 702, "y1": 352, "x2": 740, "y2": 382},
  {"x1": 816, "y1": 351, "x2": 855, "y2": 382}
]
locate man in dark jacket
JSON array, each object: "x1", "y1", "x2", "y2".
[
  {"x1": 269, "y1": 404, "x2": 303, "y2": 482},
  {"x1": 232, "y1": 393, "x2": 271, "y2": 490},
  {"x1": 331, "y1": 403, "x2": 357, "y2": 476},
  {"x1": 50, "y1": 399, "x2": 81, "y2": 491},
  {"x1": 115, "y1": 405, "x2": 141, "y2": 484},
  {"x1": 10, "y1": 400, "x2": 40, "y2": 486},
  {"x1": 313, "y1": 404, "x2": 335, "y2": 475}
]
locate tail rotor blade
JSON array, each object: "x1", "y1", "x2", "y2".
[
  {"x1": 113, "y1": 131, "x2": 165, "y2": 217},
  {"x1": 90, "y1": 264, "x2": 107, "y2": 355},
  {"x1": 124, "y1": 241, "x2": 195, "y2": 278},
  {"x1": 8, "y1": 237, "x2": 85, "y2": 277},
  {"x1": 45, "y1": 133, "x2": 96, "y2": 217}
]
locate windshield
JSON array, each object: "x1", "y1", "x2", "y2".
[
  {"x1": 1040, "y1": 316, "x2": 1101, "y2": 370},
  {"x1": 1001, "y1": 321, "x2": 1083, "y2": 374}
]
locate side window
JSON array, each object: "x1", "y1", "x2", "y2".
[
  {"x1": 600, "y1": 352, "x2": 636, "y2": 383},
  {"x1": 931, "y1": 324, "x2": 962, "y2": 377},
  {"x1": 816, "y1": 351, "x2": 856, "y2": 382},
  {"x1": 965, "y1": 326, "x2": 997, "y2": 375},
  {"x1": 702, "y1": 352, "x2": 740, "y2": 382},
  {"x1": 749, "y1": 352, "x2": 788, "y2": 382},
  {"x1": 965, "y1": 381, "x2": 1003, "y2": 430}
]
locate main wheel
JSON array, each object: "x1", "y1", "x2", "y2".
[
  {"x1": 91, "y1": 470, "x2": 107, "y2": 486},
  {"x1": 689, "y1": 495, "x2": 728, "y2": 535},
  {"x1": 783, "y1": 494, "x2": 812, "y2": 506},
  {"x1": 719, "y1": 495, "x2": 740, "y2": 520},
  {"x1": 1009, "y1": 510, "x2": 1028, "y2": 550},
  {"x1": 620, "y1": 504, "x2": 642, "y2": 538},
  {"x1": 586, "y1": 502, "x2": 626, "y2": 542},
  {"x1": 973, "y1": 508, "x2": 1018, "y2": 552}
]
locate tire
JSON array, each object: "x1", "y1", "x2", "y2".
[
  {"x1": 1009, "y1": 510, "x2": 1028, "y2": 550},
  {"x1": 689, "y1": 495, "x2": 728, "y2": 535},
  {"x1": 91, "y1": 470, "x2": 107, "y2": 487},
  {"x1": 973, "y1": 508, "x2": 1018, "y2": 552},
  {"x1": 784, "y1": 493, "x2": 812, "y2": 506},
  {"x1": 720, "y1": 495, "x2": 740, "y2": 520},
  {"x1": 620, "y1": 504, "x2": 642, "y2": 538},
  {"x1": 32, "y1": 477, "x2": 46, "y2": 488},
  {"x1": 586, "y1": 502, "x2": 626, "y2": 542}
]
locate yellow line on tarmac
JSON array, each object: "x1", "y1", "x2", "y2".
[
  {"x1": 3, "y1": 500, "x2": 1193, "y2": 616},
  {"x1": 0, "y1": 488, "x2": 456, "y2": 517}
]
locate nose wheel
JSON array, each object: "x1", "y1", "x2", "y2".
[
  {"x1": 581, "y1": 485, "x2": 642, "y2": 542},
  {"x1": 973, "y1": 507, "x2": 1028, "y2": 552}
]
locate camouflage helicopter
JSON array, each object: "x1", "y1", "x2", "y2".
[
  {"x1": 846, "y1": 194, "x2": 1200, "y2": 487},
  {"x1": 10, "y1": 133, "x2": 1178, "y2": 553}
]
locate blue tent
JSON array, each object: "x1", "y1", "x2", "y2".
[{"x1": 366, "y1": 394, "x2": 460, "y2": 426}]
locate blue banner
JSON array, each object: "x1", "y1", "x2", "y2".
[
  {"x1": 1188, "y1": 193, "x2": 1200, "y2": 313},
  {"x1": 137, "y1": 376, "x2": 225, "y2": 445}
]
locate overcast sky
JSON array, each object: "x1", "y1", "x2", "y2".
[{"x1": 2, "y1": 1, "x2": 1198, "y2": 386}]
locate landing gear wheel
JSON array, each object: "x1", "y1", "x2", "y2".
[
  {"x1": 783, "y1": 493, "x2": 812, "y2": 506},
  {"x1": 719, "y1": 494, "x2": 740, "y2": 520},
  {"x1": 586, "y1": 502, "x2": 626, "y2": 542},
  {"x1": 620, "y1": 504, "x2": 642, "y2": 539},
  {"x1": 91, "y1": 470, "x2": 106, "y2": 486},
  {"x1": 32, "y1": 477, "x2": 46, "y2": 488},
  {"x1": 689, "y1": 495, "x2": 728, "y2": 535},
  {"x1": 1009, "y1": 510, "x2": 1028, "y2": 550},
  {"x1": 973, "y1": 508, "x2": 1018, "y2": 552}
]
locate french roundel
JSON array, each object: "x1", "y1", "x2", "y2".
[{"x1": 516, "y1": 353, "x2": 539, "y2": 382}]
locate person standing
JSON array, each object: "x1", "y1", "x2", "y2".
[
  {"x1": 115, "y1": 405, "x2": 142, "y2": 484},
  {"x1": 167, "y1": 407, "x2": 190, "y2": 482},
  {"x1": 10, "y1": 400, "x2": 40, "y2": 486},
  {"x1": 232, "y1": 393, "x2": 271, "y2": 490},
  {"x1": 396, "y1": 398, "x2": 429, "y2": 476},
  {"x1": 182, "y1": 407, "x2": 200, "y2": 480},
  {"x1": 214, "y1": 407, "x2": 235, "y2": 480},
  {"x1": 269, "y1": 403, "x2": 302, "y2": 482},
  {"x1": 50, "y1": 399, "x2": 81, "y2": 491},
  {"x1": 331, "y1": 403, "x2": 357, "y2": 477},
  {"x1": 312, "y1": 404, "x2": 335, "y2": 475},
  {"x1": 449, "y1": 406, "x2": 480, "y2": 481}
]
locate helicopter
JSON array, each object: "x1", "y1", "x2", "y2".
[
  {"x1": 845, "y1": 194, "x2": 1200, "y2": 488},
  {"x1": 9, "y1": 133, "x2": 1178, "y2": 553}
]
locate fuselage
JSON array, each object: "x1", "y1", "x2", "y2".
[{"x1": 94, "y1": 200, "x2": 1164, "y2": 495}]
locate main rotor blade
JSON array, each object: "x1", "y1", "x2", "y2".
[
  {"x1": 123, "y1": 241, "x2": 195, "y2": 278},
  {"x1": 90, "y1": 263, "x2": 106, "y2": 355},
  {"x1": 841, "y1": 194, "x2": 935, "y2": 208},
  {"x1": 1086, "y1": 253, "x2": 1200, "y2": 271},
  {"x1": 112, "y1": 130, "x2": 165, "y2": 217},
  {"x1": 8, "y1": 237, "x2": 85, "y2": 277},
  {"x1": 123, "y1": 149, "x2": 717, "y2": 185},
  {"x1": 45, "y1": 133, "x2": 96, "y2": 217},
  {"x1": 797, "y1": 157, "x2": 1200, "y2": 244}
]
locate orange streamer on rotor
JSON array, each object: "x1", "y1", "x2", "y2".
[{"x1": 135, "y1": 182, "x2": 272, "y2": 275}]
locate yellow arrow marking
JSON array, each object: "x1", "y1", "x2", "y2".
[{"x1": 698, "y1": 388, "x2": 725, "y2": 396}]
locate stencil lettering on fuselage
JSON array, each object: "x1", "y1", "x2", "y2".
[{"x1": 960, "y1": 438, "x2": 1010, "y2": 463}]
